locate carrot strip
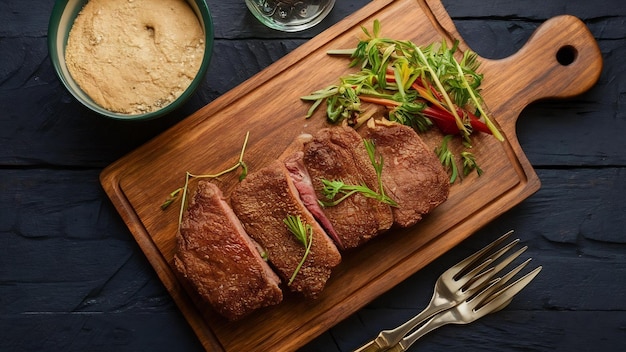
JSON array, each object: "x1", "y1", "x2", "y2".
[{"x1": 359, "y1": 95, "x2": 402, "y2": 107}]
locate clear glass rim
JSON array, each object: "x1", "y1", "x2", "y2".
[{"x1": 245, "y1": 0, "x2": 336, "y2": 32}]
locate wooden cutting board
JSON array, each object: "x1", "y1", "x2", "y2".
[{"x1": 100, "y1": 0, "x2": 602, "y2": 350}]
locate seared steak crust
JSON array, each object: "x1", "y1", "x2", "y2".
[
  {"x1": 360, "y1": 120, "x2": 450, "y2": 227},
  {"x1": 230, "y1": 160, "x2": 341, "y2": 299},
  {"x1": 174, "y1": 181, "x2": 283, "y2": 321},
  {"x1": 301, "y1": 125, "x2": 394, "y2": 249},
  {"x1": 175, "y1": 123, "x2": 450, "y2": 320},
  {"x1": 283, "y1": 150, "x2": 344, "y2": 249}
]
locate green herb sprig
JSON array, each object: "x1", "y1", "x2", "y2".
[
  {"x1": 283, "y1": 215, "x2": 313, "y2": 286},
  {"x1": 363, "y1": 139, "x2": 396, "y2": 206},
  {"x1": 435, "y1": 135, "x2": 482, "y2": 183},
  {"x1": 319, "y1": 139, "x2": 397, "y2": 207},
  {"x1": 161, "y1": 131, "x2": 250, "y2": 229},
  {"x1": 435, "y1": 135, "x2": 460, "y2": 184},
  {"x1": 461, "y1": 150, "x2": 483, "y2": 178}
]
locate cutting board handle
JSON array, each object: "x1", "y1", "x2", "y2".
[{"x1": 480, "y1": 15, "x2": 603, "y2": 132}]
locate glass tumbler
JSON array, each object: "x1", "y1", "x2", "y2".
[{"x1": 245, "y1": 0, "x2": 336, "y2": 32}]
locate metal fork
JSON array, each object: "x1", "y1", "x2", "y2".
[
  {"x1": 354, "y1": 231, "x2": 528, "y2": 352},
  {"x1": 386, "y1": 262, "x2": 542, "y2": 351}
]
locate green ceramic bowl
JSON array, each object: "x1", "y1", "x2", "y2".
[{"x1": 48, "y1": 0, "x2": 213, "y2": 121}]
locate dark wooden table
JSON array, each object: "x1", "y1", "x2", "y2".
[{"x1": 1, "y1": 0, "x2": 625, "y2": 351}]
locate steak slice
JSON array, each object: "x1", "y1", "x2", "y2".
[
  {"x1": 359, "y1": 119, "x2": 450, "y2": 227},
  {"x1": 300, "y1": 125, "x2": 394, "y2": 249},
  {"x1": 230, "y1": 160, "x2": 341, "y2": 299},
  {"x1": 281, "y1": 135, "x2": 344, "y2": 249},
  {"x1": 174, "y1": 181, "x2": 282, "y2": 321}
]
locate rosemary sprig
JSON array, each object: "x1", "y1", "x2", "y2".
[
  {"x1": 319, "y1": 139, "x2": 397, "y2": 207},
  {"x1": 363, "y1": 139, "x2": 396, "y2": 206},
  {"x1": 283, "y1": 215, "x2": 313, "y2": 286},
  {"x1": 160, "y1": 131, "x2": 251, "y2": 228},
  {"x1": 319, "y1": 179, "x2": 377, "y2": 207}
]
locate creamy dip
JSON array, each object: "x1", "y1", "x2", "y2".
[{"x1": 65, "y1": 0, "x2": 205, "y2": 115}]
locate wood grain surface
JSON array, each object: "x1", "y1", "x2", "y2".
[{"x1": 99, "y1": 1, "x2": 601, "y2": 351}]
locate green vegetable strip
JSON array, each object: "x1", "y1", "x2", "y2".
[
  {"x1": 302, "y1": 20, "x2": 503, "y2": 183},
  {"x1": 454, "y1": 60, "x2": 504, "y2": 141},
  {"x1": 414, "y1": 46, "x2": 469, "y2": 137}
]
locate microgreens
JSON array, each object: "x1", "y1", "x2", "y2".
[
  {"x1": 302, "y1": 19, "x2": 505, "y2": 182},
  {"x1": 435, "y1": 135, "x2": 460, "y2": 184},
  {"x1": 435, "y1": 135, "x2": 482, "y2": 183},
  {"x1": 461, "y1": 151, "x2": 483, "y2": 177}
]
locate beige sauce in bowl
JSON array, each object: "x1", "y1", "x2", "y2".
[{"x1": 65, "y1": 0, "x2": 205, "y2": 115}]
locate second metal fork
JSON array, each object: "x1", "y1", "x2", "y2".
[
  {"x1": 385, "y1": 262, "x2": 542, "y2": 351},
  {"x1": 354, "y1": 230, "x2": 530, "y2": 352}
]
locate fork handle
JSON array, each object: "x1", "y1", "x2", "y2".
[
  {"x1": 353, "y1": 340, "x2": 386, "y2": 352},
  {"x1": 353, "y1": 296, "x2": 455, "y2": 352},
  {"x1": 386, "y1": 313, "x2": 453, "y2": 352}
]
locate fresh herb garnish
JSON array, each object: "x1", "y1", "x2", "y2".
[
  {"x1": 302, "y1": 20, "x2": 504, "y2": 182},
  {"x1": 435, "y1": 135, "x2": 482, "y2": 183},
  {"x1": 319, "y1": 139, "x2": 397, "y2": 207},
  {"x1": 363, "y1": 139, "x2": 395, "y2": 205},
  {"x1": 160, "y1": 131, "x2": 251, "y2": 228},
  {"x1": 435, "y1": 135, "x2": 459, "y2": 184},
  {"x1": 161, "y1": 188, "x2": 184, "y2": 210},
  {"x1": 461, "y1": 150, "x2": 483, "y2": 178},
  {"x1": 283, "y1": 215, "x2": 313, "y2": 286}
]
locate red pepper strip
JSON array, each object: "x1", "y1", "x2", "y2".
[
  {"x1": 413, "y1": 80, "x2": 491, "y2": 135},
  {"x1": 359, "y1": 88, "x2": 491, "y2": 136},
  {"x1": 426, "y1": 106, "x2": 492, "y2": 135},
  {"x1": 461, "y1": 109, "x2": 491, "y2": 134},
  {"x1": 422, "y1": 106, "x2": 460, "y2": 135},
  {"x1": 360, "y1": 94, "x2": 462, "y2": 135}
]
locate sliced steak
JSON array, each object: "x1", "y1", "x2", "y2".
[
  {"x1": 230, "y1": 160, "x2": 341, "y2": 299},
  {"x1": 299, "y1": 125, "x2": 394, "y2": 249},
  {"x1": 174, "y1": 181, "x2": 282, "y2": 321},
  {"x1": 282, "y1": 138, "x2": 344, "y2": 249},
  {"x1": 360, "y1": 119, "x2": 450, "y2": 227}
]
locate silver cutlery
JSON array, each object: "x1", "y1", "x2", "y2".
[
  {"x1": 386, "y1": 261, "x2": 541, "y2": 351},
  {"x1": 354, "y1": 231, "x2": 541, "y2": 352}
]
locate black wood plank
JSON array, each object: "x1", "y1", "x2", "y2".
[
  {"x1": 0, "y1": 1, "x2": 623, "y2": 168},
  {"x1": 304, "y1": 166, "x2": 626, "y2": 351},
  {"x1": 0, "y1": 169, "x2": 198, "y2": 350},
  {"x1": 2, "y1": 166, "x2": 624, "y2": 351},
  {"x1": 305, "y1": 310, "x2": 626, "y2": 352},
  {"x1": 0, "y1": 313, "x2": 202, "y2": 352},
  {"x1": 443, "y1": 0, "x2": 626, "y2": 20},
  {"x1": 206, "y1": 0, "x2": 371, "y2": 39}
]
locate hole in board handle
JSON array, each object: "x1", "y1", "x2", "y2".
[{"x1": 556, "y1": 45, "x2": 577, "y2": 66}]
